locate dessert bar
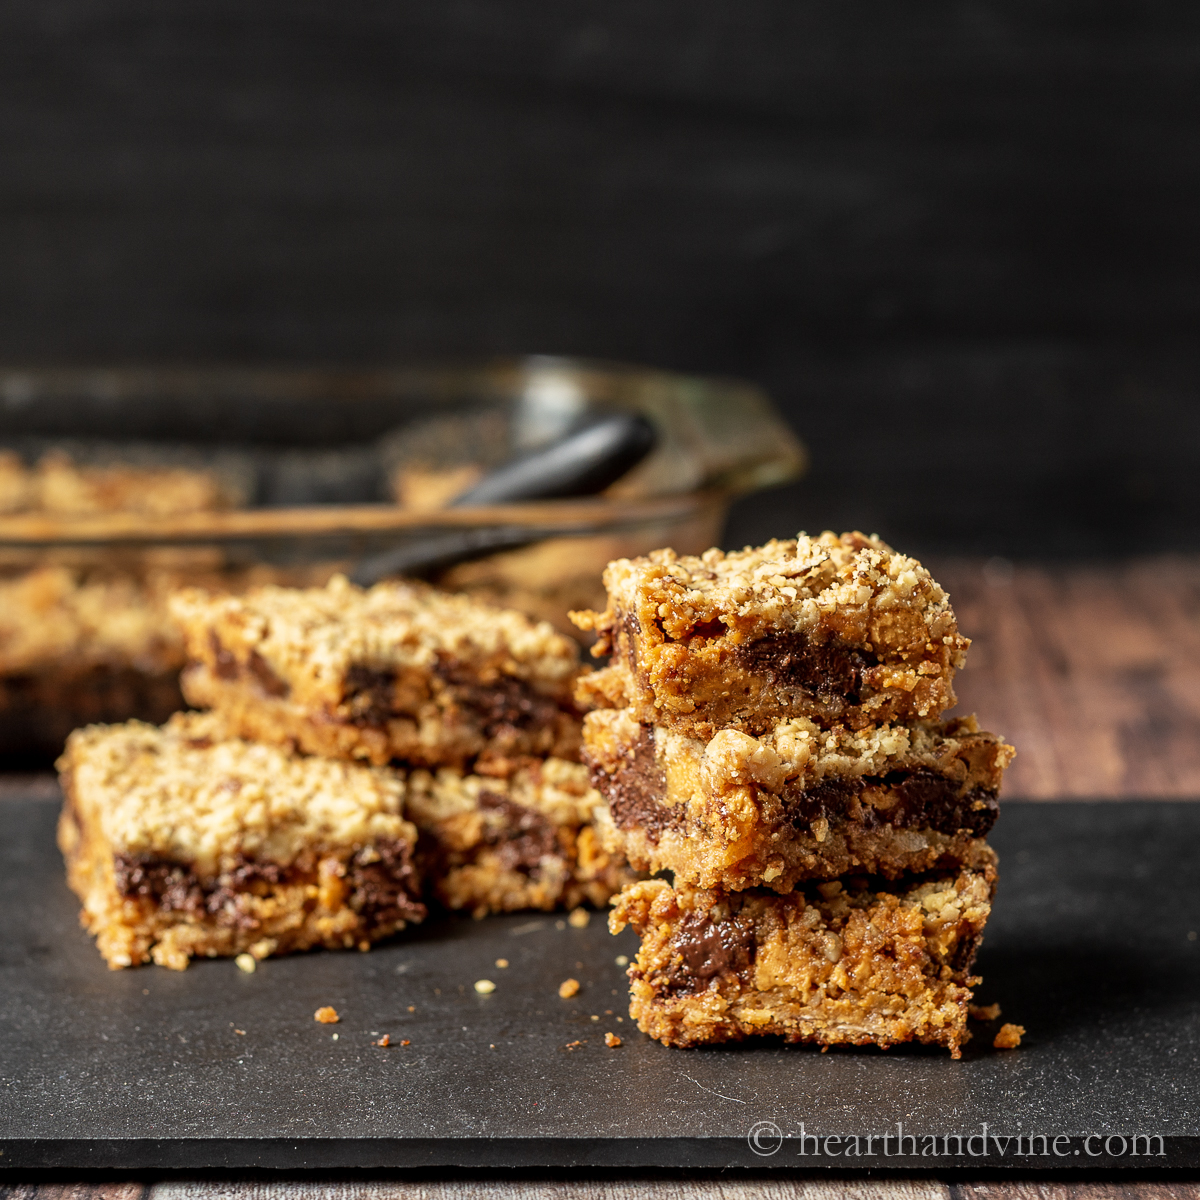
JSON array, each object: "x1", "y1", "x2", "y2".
[
  {"x1": 572, "y1": 531, "x2": 968, "y2": 736},
  {"x1": 57, "y1": 711, "x2": 425, "y2": 970},
  {"x1": 172, "y1": 575, "x2": 585, "y2": 770},
  {"x1": 405, "y1": 756, "x2": 636, "y2": 918},
  {"x1": 0, "y1": 562, "x2": 336, "y2": 761},
  {"x1": 610, "y1": 853, "x2": 996, "y2": 1056},
  {"x1": 0, "y1": 449, "x2": 240, "y2": 516},
  {"x1": 0, "y1": 565, "x2": 187, "y2": 757},
  {"x1": 586, "y1": 707, "x2": 1012, "y2": 890}
]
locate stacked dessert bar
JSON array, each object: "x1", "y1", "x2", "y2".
[
  {"x1": 59, "y1": 576, "x2": 630, "y2": 969},
  {"x1": 573, "y1": 532, "x2": 1014, "y2": 1057}
]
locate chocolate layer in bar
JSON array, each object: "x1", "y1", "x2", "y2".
[{"x1": 585, "y1": 707, "x2": 1012, "y2": 891}]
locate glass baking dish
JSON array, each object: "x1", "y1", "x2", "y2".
[{"x1": 0, "y1": 357, "x2": 805, "y2": 760}]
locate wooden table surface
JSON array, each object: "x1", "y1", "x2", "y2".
[
  {"x1": 3, "y1": 559, "x2": 1198, "y2": 1198},
  {"x1": 939, "y1": 557, "x2": 1200, "y2": 799}
]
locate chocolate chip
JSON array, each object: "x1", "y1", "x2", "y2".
[{"x1": 587, "y1": 726, "x2": 679, "y2": 843}]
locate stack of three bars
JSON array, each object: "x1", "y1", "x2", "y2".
[
  {"x1": 58, "y1": 575, "x2": 632, "y2": 970},
  {"x1": 574, "y1": 532, "x2": 1014, "y2": 1057}
]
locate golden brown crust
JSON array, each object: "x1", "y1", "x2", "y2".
[
  {"x1": 57, "y1": 713, "x2": 425, "y2": 969},
  {"x1": 571, "y1": 531, "x2": 968, "y2": 736},
  {"x1": 404, "y1": 757, "x2": 637, "y2": 918},
  {"x1": 172, "y1": 575, "x2": 586, "y2": 769},
  {"x1": 609, "y1": 855, "x2": 997, "y2": 1056},
  {"x1": 584, "y1": 707, "x2": 1012, "y2": 890}
]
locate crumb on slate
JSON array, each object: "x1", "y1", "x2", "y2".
[
  {"x1": 605, "y1": 1032, "x2": 622, "y2": 1048},
  {"x1": 314, "y1": 1006, "x2": 340, "y2": 1024},
  {"x1": 969, "y1": 1002, "x2": 1002, "y2": 1021},
  {"x1": 565, "y1": 1039, "x2": 584, "y2": 1050},
  {"x1": 401, "y1": 1039, "x2": 411, "y2": 1046},
  {"x1": 615, "y1": 955, "x2": 628, "y2": 967},
  {"x1": 568, "y1": 908, "x2": 590, "y2": 928},
  {"x1": 558, "y1": 978, "x2": 580, "y2": 999},
  {"x1": 994, "y1": 1023, "x2": 1025, "y2": 1049},
  {"x1": 373, "y1": 1034, "x2": 391, "y2": 1047},
  {"x1": 235, "y1": 953, "x2": 256, "y2": 974},
  {"x1": 495, "y1": 958, "x2": 509, "y2": 969},
  {"x1": 474, "y1": 979, "x2": 496, "y2": 994}
]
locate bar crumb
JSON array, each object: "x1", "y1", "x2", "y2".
[
  {"x1": 235, "y1": 954, "x2": 256, "y2": 974},
  {"x1": 314, "y1": 1006, "x2": 340, "y2": 1024},
  {"x1": 558, "y1": 978, "x2": 580, "y2": 999},
  {"x1": 994, "y1": 1022, "x2": 1025, "y2": 1049},
  {"x1": 969, "y1": 1002, "x2": 1002, "y2": 1021},
  {"x1": 568, "y1": 908, "x2": 591, "y2": 928},
  {"x1": 605, "y1": 1032, "x2": 622, "y2": 1048}
]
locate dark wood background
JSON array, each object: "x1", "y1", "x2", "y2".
[{"x1": 2, "y1": 1, "x2": 1199, "y2": 558}]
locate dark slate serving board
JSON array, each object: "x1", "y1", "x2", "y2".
[{"x1": 0, "y1": 791, "x2": 1197, "y2": 1172}]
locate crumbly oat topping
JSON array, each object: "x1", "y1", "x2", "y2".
[
  {"x1": 59, "y1": 711, "x2": 415, "y2": 879},
  {"x1": 586, "y1": 707, "x2": 1013, "y2": 791},
  {"x1": 171, "y1": 575, "x2": 582, "y2": 710},
  {"x1": 403, "y1": 756, "x2": 603, "y2": 832},
  {"x1": 575, "y1": 531, "x2": 966, "y2": 662}
]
